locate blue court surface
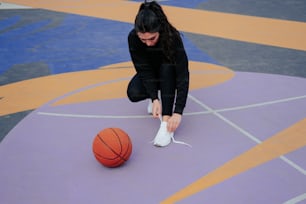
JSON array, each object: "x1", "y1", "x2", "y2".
[{"x1": 0, "y1": 0, "x2": 306, "y2": 203}]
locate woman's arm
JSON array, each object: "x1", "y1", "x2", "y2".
[
  {"x1": 128, "y1": 30, "x2": 159, "y2": 101},
  {"x1": 174, "y1": 40, "x2": 189, "y2": 115}
]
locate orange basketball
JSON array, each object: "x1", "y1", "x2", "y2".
[{"x1": 92, "y1": 128, "x2": 132, "y2": 168}]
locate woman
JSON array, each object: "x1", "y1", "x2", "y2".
[{"x1": 127, "y1": 0, "x2": 189, "y2": 147}]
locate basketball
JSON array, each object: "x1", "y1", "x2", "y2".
[{"x1": 92, "y1": 127, "x2": 132, "y2": 168}]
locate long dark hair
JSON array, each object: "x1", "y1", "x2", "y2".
[{"x1": 134, "y1": 0, "x2": 182, "y2": 63}]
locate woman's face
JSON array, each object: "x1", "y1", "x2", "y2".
[{"x1": 137, "y1": 32, "x2": 160, "y2": 46}]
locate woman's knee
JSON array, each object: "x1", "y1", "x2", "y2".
[
  {"x1": 127, "y1": 88, "x2": 140, "y2": 102},
  {"x1": 127, "y1": 74, "x2": 148, "y2": 102}
]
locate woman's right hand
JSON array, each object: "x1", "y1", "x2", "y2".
[{"x1": 152, "y1": 99, "x2": 161, "y2": 119}]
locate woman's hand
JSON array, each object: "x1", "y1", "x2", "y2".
[
  {"x1": 167, "y1": 113, "x2": 182, "y2": 132},
  {"x1": 152, "y1": 99, "x2": 161, "y2": 119}
]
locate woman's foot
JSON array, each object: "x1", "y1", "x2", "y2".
[{"x1": 153, "y1": 121, "x2": 173, "y2": 147}]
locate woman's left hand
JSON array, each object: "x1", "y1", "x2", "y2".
[{"x1": 167, "y1": 113, "x2": 182, "y2": 132}]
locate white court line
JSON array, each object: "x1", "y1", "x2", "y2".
[
  {"x1": 37, "y1": 110, "x2": 212, "y2": 118},
  {"x1": 188, "y1": 94, "x2": 306, "y2": 176},
  {"x1": 37, "y1": 93, "x2": 306, "y2": 175},
  {"x1": 37, "y1": 112, "x2": 152, "y2": 119},
  {"x1": 188, "y1": 94, "x2": 262, "y2": 143},
  {"x1": 216, "y1": 95, "x2": 306, "y2": 113},
  {"x1": 280, "y1": 156, "x2": 306, "y2": 175},
  {"x1": 38, "y1": 94, "x2": 306, "y2": 118},
  {"x1": 0, "y1": 2, "x2": 31, "y2": 9},
  {"x1": 283, "y1": 193, "x2": 306, "y2": 204}
]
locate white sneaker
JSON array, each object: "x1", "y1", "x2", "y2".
[
  {"x1": 147, "y1": 100, "x2": 153, "y2": 114},
  {"x1": 153, "y1": 121, "x2": 173, "y2": 147}
]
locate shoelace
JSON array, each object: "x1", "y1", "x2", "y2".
[
  {"x1": 150, "y1": 134, "x2": 192, "y2": 147},
  {"x1": 156, "y1": 115, "x2": 192, "y2": 148},
  {"x1": 170, "y1": 135, "x2": 192, "y2": 148}
]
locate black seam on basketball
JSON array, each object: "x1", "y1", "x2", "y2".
[
  {"x1": 96, "y1": 129, "x2": 129, "y2": 162},
  {"x1": 110, "y1": 128, "x2": 128, "y2": 162},
  {"x1": 97, "y1": 133, "x2": 121, "y2": 160},
  {"x1": 121, "y1": 138, "x2": 132, "y2": 160},
  {"x1": 93, "y1": 151, "x2": 117, "y2": 160}
]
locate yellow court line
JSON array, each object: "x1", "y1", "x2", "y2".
[
  {"x1": 161, "y1": 118, "x2": 306, "y2": 203},
  {"x1": 0, "y1": 61, "x2": 233, "y2": 116},
  {"x1": 0, "y1": 65, "x2": 134, "y2": 116},
  {"x1": 4, "y1": 0, "x2": 306, "y2": 51}
]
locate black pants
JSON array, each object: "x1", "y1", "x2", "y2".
[{"x1": 127, "y1": 64, "x2": 176, "y2": 116}]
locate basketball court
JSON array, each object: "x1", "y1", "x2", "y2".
[{"x1": 1, "y1": 0, "x2": 306, "y2": 203}]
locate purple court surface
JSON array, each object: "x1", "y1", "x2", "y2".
[{"x1": 1, "y1": 1, "x2": 306, "y2": 203}]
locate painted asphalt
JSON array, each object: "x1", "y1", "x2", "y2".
[{"x1": 0, "y1": 1, "x2": 306, "y2": 203}]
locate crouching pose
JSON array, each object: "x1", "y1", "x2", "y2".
[{"x1": 127, "y1": 0, "x2": 189, "y2": 147}]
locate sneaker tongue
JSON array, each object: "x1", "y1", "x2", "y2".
[{"x1": 161, "y1": 121, "x2": 167, "y2": 127}]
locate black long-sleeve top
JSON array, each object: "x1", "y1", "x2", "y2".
[{"x1": 128, "y1": 29, "x2": 189, "y2": 115}]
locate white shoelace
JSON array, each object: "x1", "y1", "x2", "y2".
[
  {"x1": 154, "y1": 115, "x2": 192, "y2": 148},
  {"x1": 150, "y1": 134, "x2": 192, "y2": 147},
  {"x1": 170, "y1": 135, "x2": 192, "y2": 148}
]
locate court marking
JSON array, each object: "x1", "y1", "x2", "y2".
[
  {"x1": 1, "y1": 1, "x2": 305, "y2": 203},
  {"x1": 161, "y1": 114, "x2": 306, "y2": 203},
  {"x1": 0, "y1": 2, "x2": 31, "y2": 9},
  {"x1": 4, "y1": 0, "x2": 306, "y2": 50},
  {"x1": 36, "y1": 92, "x2": 306, "y2": 203},
  {"x1": 216, "y1": 95, "x2": 306, "y2": 113},
  {"x1": 0, "y1": 61, "x2": 234, "y2": 116},
  {"x1": 37, "y1": 93, "x2": 306, "y2": 175},
  {"x1": 280, "y1": 156, "x2": 306, "y2": 176},
  {"x1": 37, "y1": 93, "x2": 306, "y2": 120},
  {"x1": 283, "y1": 193, "x2": 306, "y2": 204},
  {"x1": 188, "y1": 94, "x2": 306, "y2": 175}
]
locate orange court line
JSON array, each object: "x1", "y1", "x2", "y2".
[
  {"x1": 161, "y1": 118, "x2": 306, "y2": 203},
  {"x1": 4, "y1": 0, "x2": 306, "y2": 51},
  {"x1": 0, "y1": 66, "x2": 134, "y2": 116},
  {"x1": 0, "y1": 61, "x2": 233, "y2": 116},
  {"x1": 52, "y1": 61, "x2": 233, "y2": 106}
]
